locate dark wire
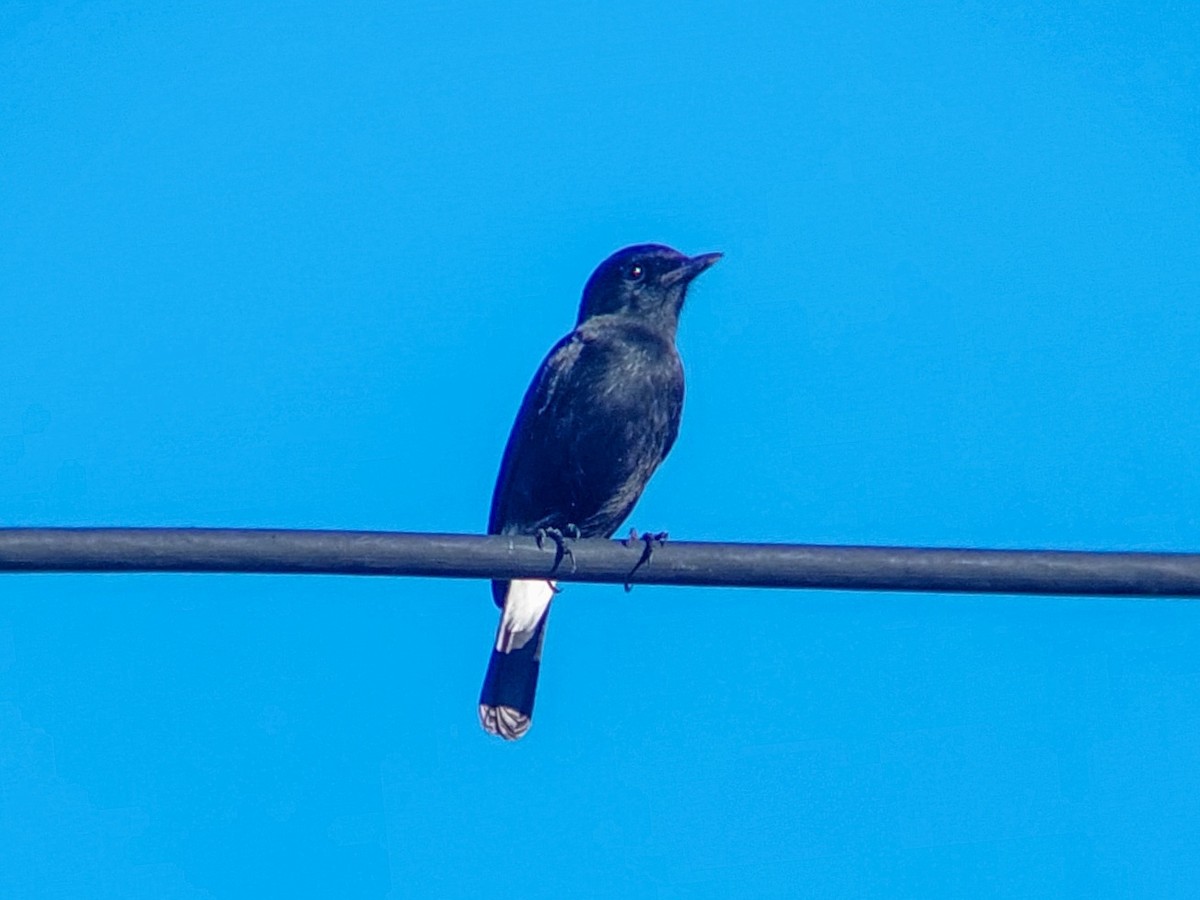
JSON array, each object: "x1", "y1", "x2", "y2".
[{"x1": 0, "y1": 528, "x2": 1197, "y2": 597}]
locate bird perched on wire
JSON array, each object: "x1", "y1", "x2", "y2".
[{"x1": 480, "y1": 243, "x2": 721, "y2": 739}]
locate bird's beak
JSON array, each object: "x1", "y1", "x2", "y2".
[{"x1": 662, "y1": 251, "x2": 722, "y2": 287}]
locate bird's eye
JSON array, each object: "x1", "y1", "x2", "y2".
[{"x1": 627, "y1": 264, "x2": 645, "y2": 282}]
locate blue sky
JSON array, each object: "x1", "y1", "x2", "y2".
[{"x1": 2, "y1": 1, "x2": 1198, "y2": 897}]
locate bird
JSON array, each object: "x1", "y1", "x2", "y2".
[{"x1": 479, "y1": 243, "x2": 721, "y2": 739}]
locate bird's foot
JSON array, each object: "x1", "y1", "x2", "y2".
[
  {"x1": 623, "y1": 529, "x2": 669, "y2": 591},
  {"x1": 535, "y1": 525, "x2": 580, "y2": 575}
]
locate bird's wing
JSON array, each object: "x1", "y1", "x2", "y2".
[{"x1": 487, "y1": 330, "x2": 587, "y2": 537}]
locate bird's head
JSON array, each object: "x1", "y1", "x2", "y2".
[{"x1": 577, "y1": 244, "x2": 721, "y2": 331}]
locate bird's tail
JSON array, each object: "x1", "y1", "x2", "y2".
[{"x1": 478, "y1": 578, "x2": 555, "y2": 740}]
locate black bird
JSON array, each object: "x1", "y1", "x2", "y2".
[{"x1": 479, "y1": 243, "x2": 721, "y2": 739}]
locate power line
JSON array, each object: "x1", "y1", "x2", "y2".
[{"x1": 0, "y1": 528, "x2": 1197, "y2": 597}]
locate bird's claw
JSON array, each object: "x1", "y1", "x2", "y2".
[
  {"x1": 535, "y1": 525, "x2": 579, "y2": 575},
  {"x1": 624, "y1": 529, "x2": 668, "y2": 591}
]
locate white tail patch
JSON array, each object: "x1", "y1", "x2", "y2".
[{"x1": 494, "y1": 579, "x2": 555, "y2": 653}]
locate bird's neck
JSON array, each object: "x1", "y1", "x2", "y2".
[{"x1": 583, "y1": 311, "x2": 679, "y2": 344}]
